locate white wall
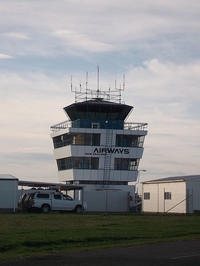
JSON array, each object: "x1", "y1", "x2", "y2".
[
  {"x1": 0, "y1": 180, "x2": 18, "y2": 212},
  {"x1": 84, "y1": 190, "x2": 130, "y2": 212},
  {"x1": 58, "y1": 168, "x2": 138, "y2": 183},
  {"x1": 142, "y1": 181, "x2": 187, "y2": 213},
  {"x1": 186, "y1": 179, "x2": 200, "y2": 212}
]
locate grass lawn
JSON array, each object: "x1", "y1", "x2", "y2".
[{"x1": 1, "y1": 213, "x2": 200, "y2": 260}]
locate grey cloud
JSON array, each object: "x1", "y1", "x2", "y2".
[
  {"x1": 1, "y1": 152, "x2": 54, "y2": 164},
  {"x1": 1, "y1": 1, "x2": 200, "y2": 58}
]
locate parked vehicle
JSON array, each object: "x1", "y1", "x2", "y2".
[
  {"x1": 18, "y1": 193, "x2": 27, "y2": 212},
  {"x1": 18, "y1": 191, "x2": 87, "y2": 213}
]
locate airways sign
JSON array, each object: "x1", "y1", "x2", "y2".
[{"x1": 93, "y1": 148, "x2": 129, "y2": 155}]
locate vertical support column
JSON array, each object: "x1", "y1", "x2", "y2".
[
  {"x1": 164, "y1": 188, "x2": 165, "y2": 213},
  {"x1": 81, "y1": 187, "x2": 84, "y2": 213}
]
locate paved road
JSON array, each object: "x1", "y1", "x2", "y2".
[{"x1": 1, "y1": 240, "x2": 200, "y2": 266}]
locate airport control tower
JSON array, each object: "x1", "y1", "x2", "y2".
[{"x1": 50, "y1": 70, "x2": 148, "y2": 211}]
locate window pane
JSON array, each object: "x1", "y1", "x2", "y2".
[
  {"x1": 121, "y1": 158, "x2": 129, "y2": 170},
  {"x1": 54, "y1": 195, "x2": 62, "y2": 200},
  {"x1": 116, "y1": 134, "x2": 143, "y2": 148},
  {"x1": 72, "y1": 134, "x2": 85, "y2": 145},
  {"x1": 144, "y1": 192, "x2": 150, "y2": 200},
  {"x1": 93, "y1": 134, "x2": 100, "y2": 146},
  {"x1": 114, "y1": 158, "x2": 121, "y2": 170},
  {"x1": 57, "y1": 157, "x2": 99, "y2": 171},
  {"x1": 91, "y1": 158, "x2": 99, "y2": 169},
  {"x1": 85, "y1": 133, "x2": 92, "y2": 145},
  {"x1": 164, "y1": 192, "x2": 171, "y2": 200},
  {"x1": 37, "y1": 194, "x2": 49, "y2": 199},
  {"x1": 129, "y1": 159, "x2": 137, "y2": 170}
]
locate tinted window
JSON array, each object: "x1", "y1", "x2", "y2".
[
  {"x1": 54, "y1": 195, "x2": 62, "y2": 200},
  {"x1": 63, "y1": 195, "x2": 73, "y2": 201},
  {"x1": 37, "y1": 194, "x2": 49, "y2": 199}
]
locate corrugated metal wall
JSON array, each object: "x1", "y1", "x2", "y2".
[{"x1": 84, "y1": 190, "x2": 130, "y2": 212}]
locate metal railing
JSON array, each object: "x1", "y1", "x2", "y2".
[
  {"x1": 51, "y1": 120, "x2": 148, "y2": 132},
  {"x1": 50, "y1": 120, "x2": 72, "y2": 132}
]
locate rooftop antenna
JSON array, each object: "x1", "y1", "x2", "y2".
[
  {"x1": 97, "y1": 65, "x2": 100, "y2": 98},
  {"x1": 86, "y1": 72, "x2": 88, "y2": 101},
  {"x1": 123, "y1": 74, "x2": 125, "y2": 91},
  {"x1": 115, "y1": 70, "x2": 117, "y2": 90},
  {"x1": 71, "y1": 75, "x2": 81, "y2": 102},
  {"x1": 70, "y1": 68, "x2": 125, "y2": 104},
  {"x1": 71, "y1": 76, "x2": 73, "y2": 92},
  {"x1": 71, "y1": 76, "x2": 77, "y2": 102}
]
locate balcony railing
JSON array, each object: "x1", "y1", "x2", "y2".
[{"x1": 51, "y1": 120, "x2": 147, "y2": 132}]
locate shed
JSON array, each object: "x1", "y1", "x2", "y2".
[
  {"x1": 142, "y1": 175, "x2": 200, "y2": 214},
  {"x1": 0, "y1": 174, "x2": 19, "y2": 212}
]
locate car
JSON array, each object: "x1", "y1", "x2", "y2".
[{"x1": 24, "y1": 191, "x2": 87, "y2": 213}]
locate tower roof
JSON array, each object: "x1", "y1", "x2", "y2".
[{"x1": 63, "y1": 98, "x2": 133, "y2": 121}]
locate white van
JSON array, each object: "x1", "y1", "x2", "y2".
[{"x1": 25, "y1": 191, "x2": 87, "y2": 213}]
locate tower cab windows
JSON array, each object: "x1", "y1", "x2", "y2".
[
  {"x1": 114, "y1": 158, "x2": 139, "y2": 171},
  {"x1": 53, "y1": 133, "x2": 100, "y2": 148},
  {"x1": 116, "y1": 134, "x2": 145, "y2": 148},
  {"x1": 57, "y1": 157, "x2": 99, "y2": 171}
]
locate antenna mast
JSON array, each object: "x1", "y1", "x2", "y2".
[
  {"x1": 97, "y1": 65, "x2": 100, "y2": 98},
  {"x1": 86, "y1": 72, "x2": 88, "y2": 101},
  {"x1": 71, "y1": 68, "x2": 125, "y2": 103}
]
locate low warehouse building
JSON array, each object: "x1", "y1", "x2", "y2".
[
  {"x1": 142, "y1": 175, "x2": 200, "y2": 214},
  {"x1": 0, "y1": 174, "x2": 19, "y2": 212}
]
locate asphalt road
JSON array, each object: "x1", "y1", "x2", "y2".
[{"x1": 1, "y1": 240, "x2": 200, "y2": 266}]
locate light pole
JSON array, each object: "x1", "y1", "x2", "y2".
[{"x1": 135, "y1": 170, "x2": 146, "y2": 213}]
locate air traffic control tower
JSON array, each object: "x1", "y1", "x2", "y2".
[{"x1": 50, "y1": 71, "x2": 148, "y2": 211}]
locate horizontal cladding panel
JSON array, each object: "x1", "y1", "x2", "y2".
[
  {"x1": 73, "y1": 169, "x2": 103, "y2": 181},
  {"x1": 53, "y1": 146, "x2": 72, "y2": 159},
  {"x1": 58, "y1": 169, "x2": 103, "y2": 182},
  {"x1": 51, "y1": 128, "x2": 70, "y2": 138},
  {"x1": 70, "y1": 146, "x2": 143, "y2": 158},
  {"x1": 54, "y1": 145, "x2": 143, "y2": 159},
  {"x1": 69, "y1": 127, "x2": 103, "y2": 134},
  {"x1": 71, "y1": 146, "x2": 93, "y2": 157},
  {"x1": 69, "y1": 128, "x2": 148, "y2": 136},
  {"x1": 115, "y1": 129, "x2": 148, "y2": 136},
  {"x1": 103, "y1": 147, "x2": 143, "y2": 158},
  {"x1": 57, "y1": 169, "x2": 74, "y2": 182},
  {"x1": 57, "y1": 169, "x2": 137, "y2": 183},
  {"x1": 110, "y1": 170, "x2": 137, "y2": 182}
]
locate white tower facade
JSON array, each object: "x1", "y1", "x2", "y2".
[{"x1": 50, "y1": 86, "x2": 147, "y2": 197}]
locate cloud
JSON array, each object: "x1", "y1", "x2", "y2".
[
  {"x1": 0, "y1": 54, "x2": 14, "y2": 59},
  {"x1": 52, "y1": 30, "x2": 115, "y2": 53},
  {"x1": 2, "y1": 32, "x2": 30, "y2": 40},
  {"x1": 125, "y1": 59, "x2": 200, "y2": 115},
  {"x1": 122, "y1": 59, "x2": 200, "y2": 180},
  {"x1": 1, "y1": 1, "x2": 199, "y2": 59}
]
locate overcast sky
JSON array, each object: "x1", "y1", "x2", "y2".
[{"x1": 0, "y1": 0, "x2": 200, "y2": 184}]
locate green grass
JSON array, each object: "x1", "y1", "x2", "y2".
[{"x1": 1, "y1": 213, "x2": 200, "y2": 260}]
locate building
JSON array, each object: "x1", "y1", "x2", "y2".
[
  {"x1": 50, "y1": 74, "x2": 148, "y2": 212},
  {"x1": 142, "y1": 175, "x2": 200, "y2": 214},
  {"x1": 0, "y1": 174, "x2": 18, "y2": 212}
]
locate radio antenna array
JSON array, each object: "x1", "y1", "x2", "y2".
[{"x1": 71, "y1": 68, "x2": 125, "y2": 103}]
